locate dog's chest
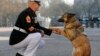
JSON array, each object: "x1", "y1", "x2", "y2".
[{"x1": 64, "y1": 28, "x2": 77, "y2": 40}]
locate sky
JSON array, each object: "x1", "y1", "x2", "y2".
[
  {"x1": 43, "y1": 0, "x2": 74, "y2": 8},
  {"x1": 62, "y1": 0, "x2": 74, "y2": 6},
  {"x1": 13, "y1": 0, "x2": 74, "y2": 8}
]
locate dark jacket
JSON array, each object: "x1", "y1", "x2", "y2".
[{"x1": 9, "y1": 8, "x2": 52, "y2": 45}]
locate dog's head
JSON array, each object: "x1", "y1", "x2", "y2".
[{"x1": 58, "y1": 12, "x2": 76, "y2": 23}]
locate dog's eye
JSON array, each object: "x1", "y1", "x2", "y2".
[{"x1": 67, "y1": 15, "x2": 74, "y2": 18}]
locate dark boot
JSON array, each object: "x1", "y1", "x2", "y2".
[{"x1": 16, "y1": 53, "x2": 23, "y2": 56}]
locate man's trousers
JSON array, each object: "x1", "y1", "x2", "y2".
[{"x1": 11, "y1": 33, "x2": 45, "y2": 56}]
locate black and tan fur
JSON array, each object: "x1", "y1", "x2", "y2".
[{"x1": 58, "y1": 13, "x2": 91, "y2": 56}]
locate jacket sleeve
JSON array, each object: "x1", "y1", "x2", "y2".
[
  {"x1": 34, "y1": 23, "x2": 53, "y2": 36},
  {"x1": 18, "y1": 10, "x2": 52, "y2": 35}
]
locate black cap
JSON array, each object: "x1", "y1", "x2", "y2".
[
  {"x1": 34, "y1": 1, "x2": 41, "y2": 6},
  {"x1": 29, "y1": 0, "x2": 41, "y2": 6}
]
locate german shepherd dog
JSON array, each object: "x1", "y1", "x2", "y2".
[{"x1": 58, "y1": 12, "x2": 91, "y2": 56}]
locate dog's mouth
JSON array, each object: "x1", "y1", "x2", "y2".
[{"x1": 57, "y1": 18, "x2": 64, "y2": 22}]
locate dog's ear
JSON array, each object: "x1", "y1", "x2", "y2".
[{"x1": 67, "y1": 13, "x2": 76, "y2": 18}]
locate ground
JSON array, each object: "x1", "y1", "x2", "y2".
[{"x1": 0, "y1": 27, "x2": 100, "y2": 56}]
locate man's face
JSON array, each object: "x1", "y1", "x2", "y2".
[
  {"x1": 34, "y1": 3, "x2": 40, "y2": 11},
  {"x1": 31, "y1": 2, "x2": 40, "y2": 11}
]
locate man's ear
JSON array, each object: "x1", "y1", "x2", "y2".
[{"x1": 67, "y1": 13, "x2": 76, "y2": 18}]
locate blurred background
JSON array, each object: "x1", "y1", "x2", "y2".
[{"x1": 0, "y1": 0, "x2": 100, "y2": 28}]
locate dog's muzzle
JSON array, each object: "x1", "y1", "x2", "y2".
[{"x1": 57, "y1": 18, "x2": 64, "y2": 22}]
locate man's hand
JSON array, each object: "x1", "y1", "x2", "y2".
[{"x1": 28, "y1": 26, "x2": 34, "y2": 32}]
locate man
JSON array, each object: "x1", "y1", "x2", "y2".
[{"x1": 9, "y1": 1, "x2": 60, "y2": 56}]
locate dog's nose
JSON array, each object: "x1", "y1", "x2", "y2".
[{"x1": 57, "y1": 18, "x2": 64, "y2": 22}]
